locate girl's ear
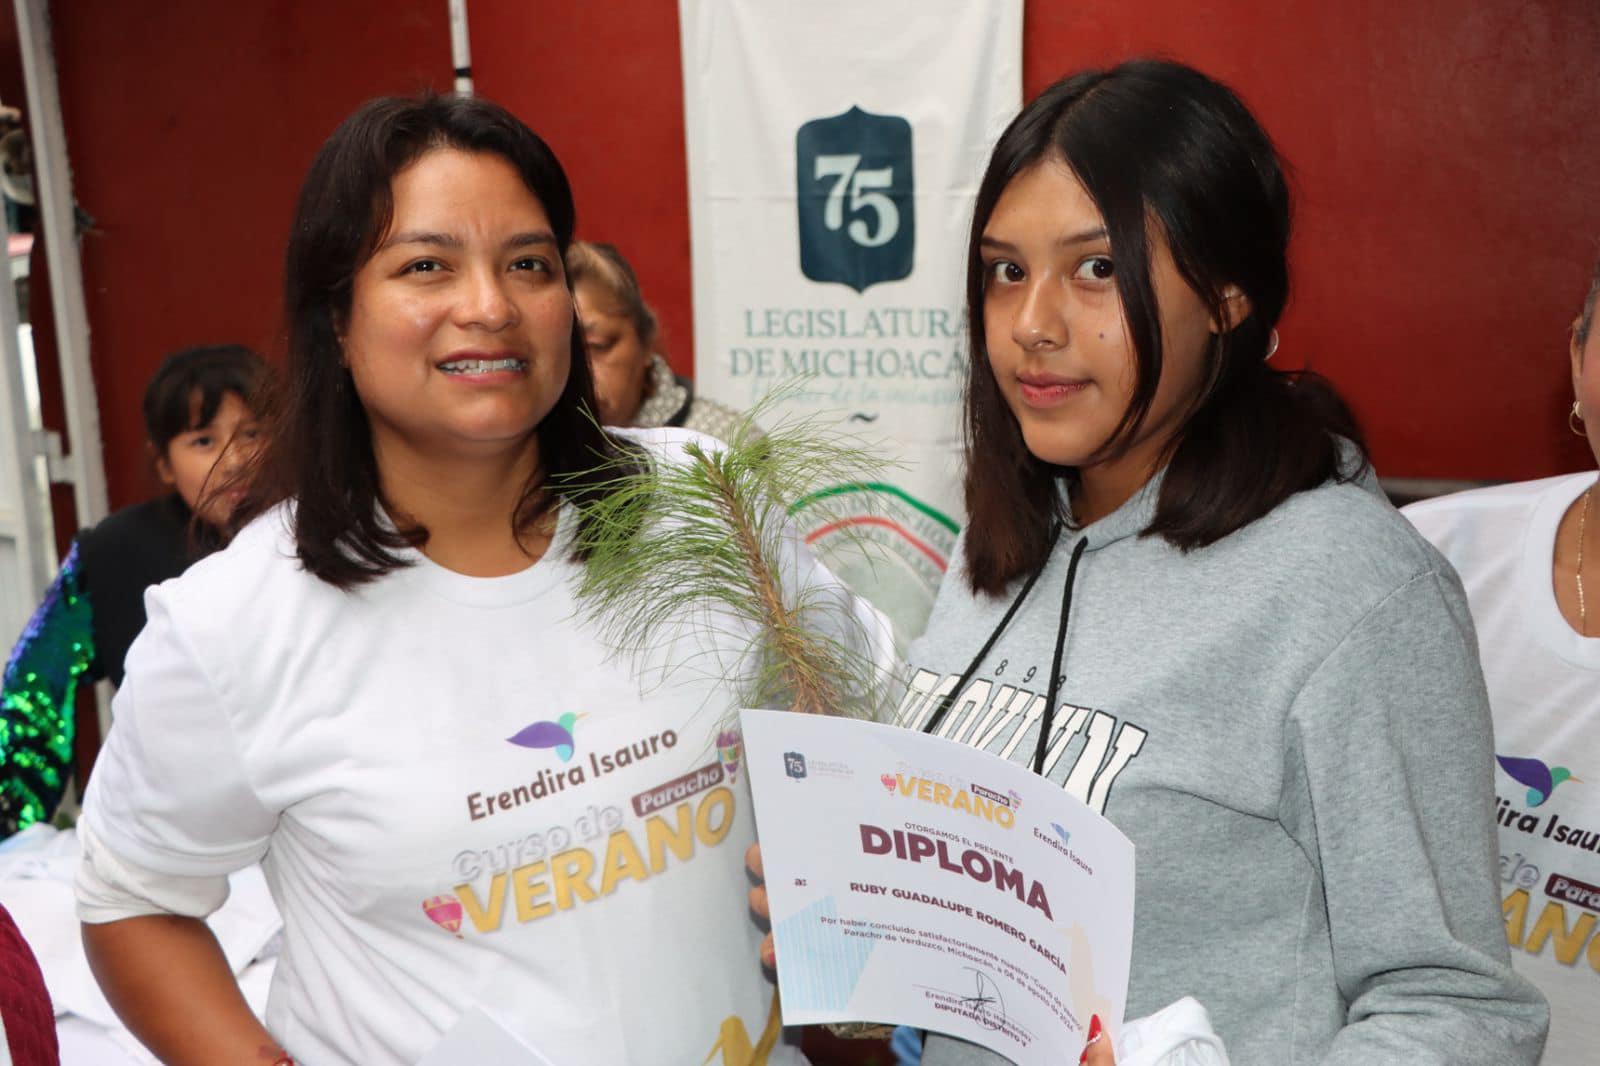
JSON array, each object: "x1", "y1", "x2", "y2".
[
  {"x1": 1212, "y1": 285, "x2": 1253, "y2": 334},
  {"x1": 151, "y1": 441, "x2": 176, "y2": 487}
]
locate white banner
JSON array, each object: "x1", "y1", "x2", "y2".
[{"x1": 679, "y1": 0, "x2": 1023, "y2": 643}]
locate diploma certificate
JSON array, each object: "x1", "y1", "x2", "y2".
[{"x1": 740, "y1": 709, "x2": 1134, "y2": 1065}]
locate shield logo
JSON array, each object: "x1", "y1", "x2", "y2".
[
  {"x1": 783, "y1": 751, "x2": 808, "y2": 780},
  {"x1": 796, "y1": 106, "x2": 914, "y2": 292}
]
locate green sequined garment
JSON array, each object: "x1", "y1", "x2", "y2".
[{"x1": 1, "y1": 542, "x2": 92, "y2": 837}]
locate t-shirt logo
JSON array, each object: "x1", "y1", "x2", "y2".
[
  {"x1": 507, "y1": 712, "x2": 585, "y2": 763},
  {"x1": 422, "y1": 894, "x2": 465, "y2": 938},
  {"x1": 796, "y1": 106, "x2": 914, "y2": 293},
  {"x1": 717, "y1": 728, "x2": 744, "y2": 781},
  {"x1": 1497, "y1": 753, "x2": 1582, "y2": 807}
]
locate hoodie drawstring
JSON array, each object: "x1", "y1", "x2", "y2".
[
  {"x1": 1031, "y1": 537, "x2": 1088, "y2": 775},
  {"x1": 922, "y1": 530, "x2": 1089, "y2": 777}
]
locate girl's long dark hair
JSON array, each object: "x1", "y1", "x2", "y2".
[
  {"x1": 962, "y1": 59, "x2": 1366, "y2": 595},
  {"x1": 239, "y1": 93, "x2": 640, "y2": 588}
]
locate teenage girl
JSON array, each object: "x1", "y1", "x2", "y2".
[{"x1": 754, "y1": 59, "x2": 1548, "y2": 1065}]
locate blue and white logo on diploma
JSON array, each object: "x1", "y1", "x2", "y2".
[
  {"x1": 785, "y1": 751, "x2": 809, "y2": 780},
  {"x1": 796, "y1": 106, "x2": 915, "y2": 293}
]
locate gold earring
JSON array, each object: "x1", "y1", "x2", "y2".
[{"x1": 1572, "y1": 401, "x2": 1587, "y2": 437}]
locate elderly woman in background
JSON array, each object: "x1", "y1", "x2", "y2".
[
  {"x1": 1404, "y1": 255, "x2": 1600, "y2": 1064},
  {"x1": 568, "y1": 240, "x2": 747, "y2": 440}
]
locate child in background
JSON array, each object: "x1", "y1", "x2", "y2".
[{"x1": 0, "y1": 343, "x2": 270, "y2": 837}]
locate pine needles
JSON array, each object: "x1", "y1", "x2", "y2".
[{"x1": 569, "y1": 404, "x2": 898, "y2": 721}]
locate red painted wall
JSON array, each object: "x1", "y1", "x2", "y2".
[
  {"x1": 50, "y1": 1, "x2": 449, "y2": 510},
  {"x1": 48, "y1": 0, "x2": 1600, "y2": 510}
]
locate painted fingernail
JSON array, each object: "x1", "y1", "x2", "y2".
[{"x1": 1088, "y1": 1014, "x2": 1103, "y2": 1041}]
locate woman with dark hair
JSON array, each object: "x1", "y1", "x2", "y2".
[
  {"x1": 1404, "y1": 256, "x2": 1600, "y2": 1063},
  {"x1": 0, "y1": 343, "x2": 268, "y2": 838},
  {"x1": 72, "y1": 94, "x2": 840, "y2": 1066},
  {"x1": 914, "y1": 58, "x2": 1544, "y2": 1065},
  {"x1": 750, "y1": 60, "x2": 1546, "y2": 1063}
]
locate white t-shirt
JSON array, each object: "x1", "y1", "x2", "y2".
[
  {"x1": 1405, "y1": 473, "x2": 1600, "y2": 1065},
  {"x1": 77, "y1": 431, "x2": 880, "y2": 1066}
]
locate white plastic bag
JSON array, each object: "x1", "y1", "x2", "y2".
[{"x1": 1115, "y1": 997, "x2": 1229, "y2": 1066}]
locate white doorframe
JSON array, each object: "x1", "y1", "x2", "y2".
[
  {"x1": 0, "y1": 248, "x2": 50, "y2": 646},
  {"x1": 14, "y1": 0, "x2": 108, "y2": 532}
]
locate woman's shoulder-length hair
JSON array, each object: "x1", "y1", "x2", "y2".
[
  {"x1": 239, "y1": 92, "x2": 641, "y2": 589},
  {"x1": 961, "y1": 59, "x2": 1366, "y2": 595}
]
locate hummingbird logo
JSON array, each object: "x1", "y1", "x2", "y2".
[
  {"x1": 507, "y1": 713, "x2": 585, "y2": 762},
  {"x1": 1050, "y1": 822, "x2": 1071, "y2": 846},
  {"x1": 1496, "y1": 754, "x2": 1581, "y2": 808}
]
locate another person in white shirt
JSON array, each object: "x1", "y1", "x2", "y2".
[
  {"x1": 1404, "y1": 255, "x2": 1600, "y2": 1064},
  {"x1": 73, "y1": 93, "x2": 854, "y2": 1066}
]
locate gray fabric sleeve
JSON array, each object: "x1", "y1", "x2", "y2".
[{"x1": 1284, "y1": 570, "x2": 1548, "y2": 1064}]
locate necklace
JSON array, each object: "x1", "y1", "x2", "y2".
[{"x1": 1580, "y1": 484, "x2": 1594, "y2": 637}]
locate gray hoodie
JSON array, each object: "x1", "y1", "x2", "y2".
[{"x1": 902, "y1": 472, "x2": 1547, "y2": 1064}]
